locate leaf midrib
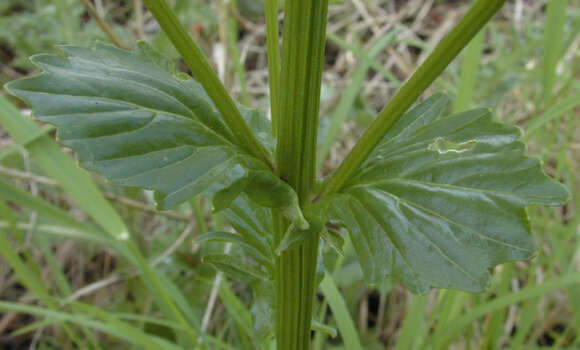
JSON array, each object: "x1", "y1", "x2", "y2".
[{"x1": 15, "y1": 89, "x2": 240, "y2": 153}]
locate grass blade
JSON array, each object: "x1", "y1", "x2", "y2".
[
  {"x1": 394, "y1": 294, "x2": 428, "y2": 350},
  {"x1": 0, "y1": 301, "x2": 183, "y2": 350},
  {"x1": 524, "y1": 94, "x2": 580, "y2": 138},
  {"x1": 0, "y1": 95, "x2": 128, "y2": 239},
  {"x1": 319, "y1": 273, "x2": 363, "y2": 350},
  {"x1": 453, "y1": 29, "x2": 485, "y2": 113},
  {"x1": 0, "y1": 96, "x2": 200, "y2": 341},
  {"x1": 435, "y1": 273, "x2": 580, "y2": 348},
  {"x1": 542, "y1": 0, "x2": 569, "y2": 105},
  {"x1": 318, "y1": 31, "x2": 398, "y2": 169}
]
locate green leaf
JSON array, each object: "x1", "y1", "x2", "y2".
[
  {"x1": 5, "y1": 42, "x2": 302, "y2": 221},
  {"x1": 222, "y1": 194, "x2": 274, "y2": 261},
  {"x1": 0, "y1": 95, "x2": 128, "y2": 240},
  {"x1": 276, "y1": 212, "x2": 325, "y2": 254},
  {"x1": 324, "y1": 93, "x2": 570, "y2": 293},
  {"x1": 202, "y1": 254, "x2": 269, "y2": 282},
  {"x1": 321, "y1": 228, "x2": 345, "y2": 256},
  {"x1": 194, "y1": 231, "x2": 273, "y2": 270},
  {"x1": 245, "y1": 173, "x2": 309, "y2": 230},
  {"x1": 135, "y1": 40, "x2": 176, "y2": 73}
]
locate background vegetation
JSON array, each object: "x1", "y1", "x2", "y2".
[{"x1": 0, "y1": 0, "x2": 578, "y2": 348}]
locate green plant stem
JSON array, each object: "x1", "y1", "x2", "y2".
[
  {"x1": 274, "y1": 0, "x2": 329, "y2": 348},
  {"x1": 79, "y1": 0, "x2": 128, "y2": 49},
  {"x1": 141, "y1": 0, "x2": 272, "y2": 167},
  {"x1": 265, "y1": 0, "x2": 281, "y2": 136},
  {"x1": 318, "y1": 0, "x2": 506, "y2": 198}
]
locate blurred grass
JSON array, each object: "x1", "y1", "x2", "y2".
[{"x1": 0, "y1": 0, "x2": 579, "y2": 349}]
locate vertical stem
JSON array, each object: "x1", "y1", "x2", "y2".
[
  {"x1": 265, "y1": 0, "x2": 281, "y2": 135},
  {"x1": 274, "y1": 0, "x2": 329, "y2": 349}
]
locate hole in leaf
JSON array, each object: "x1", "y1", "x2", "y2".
[{"x1": 428, "y1": 137, "x2": 477, "y2": 154}]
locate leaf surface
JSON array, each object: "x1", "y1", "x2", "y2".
[
  {"x1": 222, "y1": 194, "x2": 274, "y2": 260},
  {"x1": 202, "y1": 254, "x2": 269, "y2": 282},
  {"x1": 195, "y1": 231, "x2": 273, "y2": 270},
  {"x1": 5, "y1": 42, "x2": 298, "y2": 216},
  {"x1": 325, "y1": 94, "x2": 569, "y2": 293}
]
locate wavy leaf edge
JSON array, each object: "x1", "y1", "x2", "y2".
[{"x1": 320, "y1": 93, "x2": 569, "y2": 293}]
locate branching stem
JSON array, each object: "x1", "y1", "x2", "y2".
[{"x1": 318, "y1": 0, "x2": 507, "y2": 199}]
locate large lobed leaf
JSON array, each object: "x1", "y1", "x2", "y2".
[
  {"x1": 324, "y1": 94, "x2": 569, "y2": 293},
  {"x1": 5, "y1": 42, "x2": 298, "y2": 216}
]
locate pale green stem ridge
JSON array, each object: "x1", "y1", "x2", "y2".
[
  {"x1": 274, "y1": 0, "x2": 329, "y2": 348},
  {"x1": 142, "y1": 0, "x2": 273, "y2": 167},
  {"x1": 265, "y1": 0, "x2": 281, "y2": 136},
  {"x1": 319, "y1": 0, "x2": 507, "y2": 198}
]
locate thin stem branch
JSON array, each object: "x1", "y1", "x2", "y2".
[
  {"x1": 141, "y1": 0, "x2": 273, "y2": 168},
  {"x1": 133, "y1": 0, "x2": 145, "y2": 39},
  {"x1": 318, "y1": 0, "x2": 507, "y2": 199},
  {"x1": 79, "y1": 0, "x2": 128, "y2": 49}
]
